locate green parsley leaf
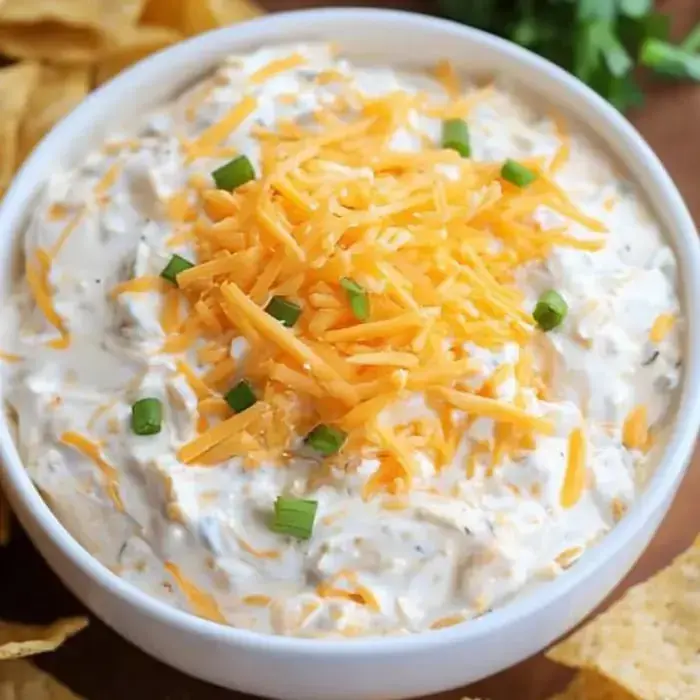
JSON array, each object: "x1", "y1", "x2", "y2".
[
  {"x1": 618, "y1": 0, "x2": 652, "y2": 19},
  {"x1": 578, "y1": 0, "x2": 616, "y2": 23}
]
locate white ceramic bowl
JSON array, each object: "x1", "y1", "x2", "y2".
[{"x1": 1, "y1": 8, "x2": 700, "y2": 700}]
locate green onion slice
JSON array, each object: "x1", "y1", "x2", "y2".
[
  {"x1": 441, "y1": 118, "x2": 471, "y2": 158},
  {"x1": 131, "y1": 398, "x2": 163, "y2": 436},
  {"x1": 270, "y1": 497, "x2": 318, "y2": 540},
  {"x1": 265, "y1": 296, "x2": 301, "y2": 328},
  {"x1": 305, "y1": 424, "x2": 347, "y2": 456},
  {"x1": 533, "y1": 290, "x2": 568, "y2": 331},
  {"x1": 501, "y1": 159, "x2": 538, "y2": 188},
  {"x1": 212, "y1": 155, "x2": 256, "y2": 191},
  {"x1": 224, "y1": 380, "x2": 257, "y2": 413},
  {"x1": 160, "y1": 254, "x2": 194, "y2": 286},
  {"x1": 640, "y1": 39, "x2": 700, "y2": 80},
  {"x1": 340, "y1": 277, "x2": 370, "y2": 322}
]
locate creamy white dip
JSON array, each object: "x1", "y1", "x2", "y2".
[{"x1": 1, "y1": 43, "x2": 682, "y2": 637}]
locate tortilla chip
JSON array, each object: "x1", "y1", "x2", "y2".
[
  {"x1": 0, "y1": 0, "x2": 148, "y2": 63},
  {"x1": 96, "y1": 25, "x2": 183, "y2": 86},
  {"x1": 0, "y1": 23, "x2": 103, "y2": 64},
  {"x1": 182, "y1": 0, "x2": 262, "y2": 37},
  {"x1": 548, "y1": 671, "x2": 635, "y2": 700},
  {"x1": 139, "y1": 0, "x2": 188, "y2": 32},
  {"x1": 18, "y1": 64, "x2": 90, "y2": 164},
  {"x1": 547, "y1": 535, "x2": 700, "y2": 700},
  {"x1": 0, "y1": 660, "x2": 84, "y2": 699},
  {"x1": 0, "y1": 488, "x2": 10, "y2": 545},
  {"x1": 0, "y1": 62, "x2": 41, "y2": 196},
  {"x1": 0, "y1": 617, "x2": 88, "y2": 661},
  {"x1": 0, "y1": 0, "x2": 146, "y2": 28}
]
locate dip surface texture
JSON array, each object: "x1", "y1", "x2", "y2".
[{"x1": 1, "y1": 44, "x2": 682, "y2": 637}]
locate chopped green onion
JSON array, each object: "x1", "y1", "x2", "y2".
[
  {"x1": 501, "y1": 159, "x2": 538, "y2": 188},
  {"x1": 640, "y1": 39, "x2": 700, "y2": 80},
  {"x1": 533, "y1": 290, "x2": 568, "y2": 331},
  {"x1": 160, "y1": 254, "x2": 194, "y2": 286},
  {"x1": 224, "y1": 380, "x2": 257, "y2": 413},
  {"x1": 131, "y1": 398, "x2": 163, "y2": 436},
  {"x1": 270, "y1": 497, "x2": 318, "y2": 540},
  {"x1": 305, "y1": 424, "x2": 347, "y2": 456},
  {"x1": 265, "y1": 296, "x2": 301, "y2": 328},
  {"x1": 340, "y1": 277, "x2": 370, "y2": 322},
  {"x1": 212, "y1": 155, "x2": 256, "y2": 191},
  {"x1": 441, "y1": 118, "x2": 471, "y2": 158}
]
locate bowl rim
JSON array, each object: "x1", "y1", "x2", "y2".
[{"x1": 1, "y1": 6, "x2": 699, "y2": 657}]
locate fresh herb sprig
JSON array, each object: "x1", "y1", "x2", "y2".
[{"x1": 438, "y1": 0, "x2": 700, "y2": 112}]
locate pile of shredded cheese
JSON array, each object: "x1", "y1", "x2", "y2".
[{"x1": 108, "y1": 61, "x2": 609, "y2": 499}]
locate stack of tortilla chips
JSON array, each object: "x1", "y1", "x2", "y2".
[
  {"x1": 545, "y1": 535, "x2": 700, "y2": 699},
  {"x1": 464, "y1": 537, "x2": 700, "y2": 698}
]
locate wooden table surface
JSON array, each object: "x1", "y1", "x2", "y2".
[{"x1": 2, "y1": 1, "x2": 699, "y2": 698}]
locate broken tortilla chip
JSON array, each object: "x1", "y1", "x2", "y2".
[
  {"x1": 139, "y1": 0, "x2": 188, "y2": 33},
  {"x1": 0, "y1": 617, "x2": 88, "y2": 661},
  {"x1": 0, "y1": 23, "x2": 103, "y2": 64},
  {"x1": 0, "y1": 0, "x2": 146, "y2": 28},
  {"x1": 0, "y1": 660, "x2": 84, "y2": 699},
  {"x1": 548, "y1": 671, "x2": 635, "y2": 700},
  {"x1": 0, "y1": 0, "x2": 148, "y2": 63},
  {"x1": 547, "y1": 535, "x2": 700, "y2": 700},
  {"x1": 0, "y1": 62, "x2": 41, "y2": 195},
  {"x1": 18, "y1": 64, "x2": 90, "y2": 164},
  {"x1": 96, "y1": 25, "x2": 183, "y2": 86},
  {"x1": 0, "y1": 488, "x2": 10, "y2": 545},
  {"x1": 182, "y1": 0, "x2": 262, "y2": 37}
]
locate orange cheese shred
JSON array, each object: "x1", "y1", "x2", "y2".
[
  {"x1": 188, "y1": 95, "x2": 257, "y2": 156},
  {"x1": 164, "y1": 562, "x2": 226, "y2": 623},
  {"x1": 249, "y1": 53, "x2": 306, "y2": 85},
  {"x1": 436, "y1": 388, "x2": 554, "y2": 434},
  {"x1": 178, "y1": 402, "x2": 267, "y2": 463},
  {"x1": 60, "y1": 431, "x2": 123, "y2": 512},
  {"x1": 622, "y1": 405, "x2": 649, "y2": 452},
  {"x1": 0, "y1": 351, "x2": 22, "y2": 363},
  {"x1": 110, "y1": 275, "x2": 167, "y2": 298},
  {"x1": 26, "y1": 249, "x2": 70, "y2": 349},
  {"x1": 650, "y1": 313, "x2": 675, "y2": 344},
  {"x1": 560, "y1": 427, "x2": 587, "y2": 509}
]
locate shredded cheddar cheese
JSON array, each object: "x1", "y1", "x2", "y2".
[
  {"x1": 110, "y1": 275, "x2": 167, "y2": 298},
  {"x1": 650, "y1": 313, "x2": 675, "y2": 344},
  {"x1": 178, "y1": 402, "x2": 267, "y2": 463},
  {"x1": 60, "y1": 431, "x2": 123, "y2": 511},
  {"x1": 316, "y1": 570, "x2": 380, "y2": 612},
  {"x1": 119, "y1": 74, "x2": 609, "y2": 482},
  {"x1": 622, "y1": 405, "x2": 649, "y2": 452},
  {"x1": 26, "y1": 249, "x2": 70, "y2": 349},
  {"x1": 249, "y1": 53, "x2": 306, "y2": 85},
  {"x1": 164, "y1": 561, "x2": 226, "y2": 623},
  {"x1": 560, "y1": 427, "x2": 587, "y2": 509},
  {"x1": 187, "y1": 95, "x2": 258, "y2": 158}
]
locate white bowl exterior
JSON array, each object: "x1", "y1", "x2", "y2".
[{"x1": 1, "y1": 9, "x2": 699, "y2": 700}]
